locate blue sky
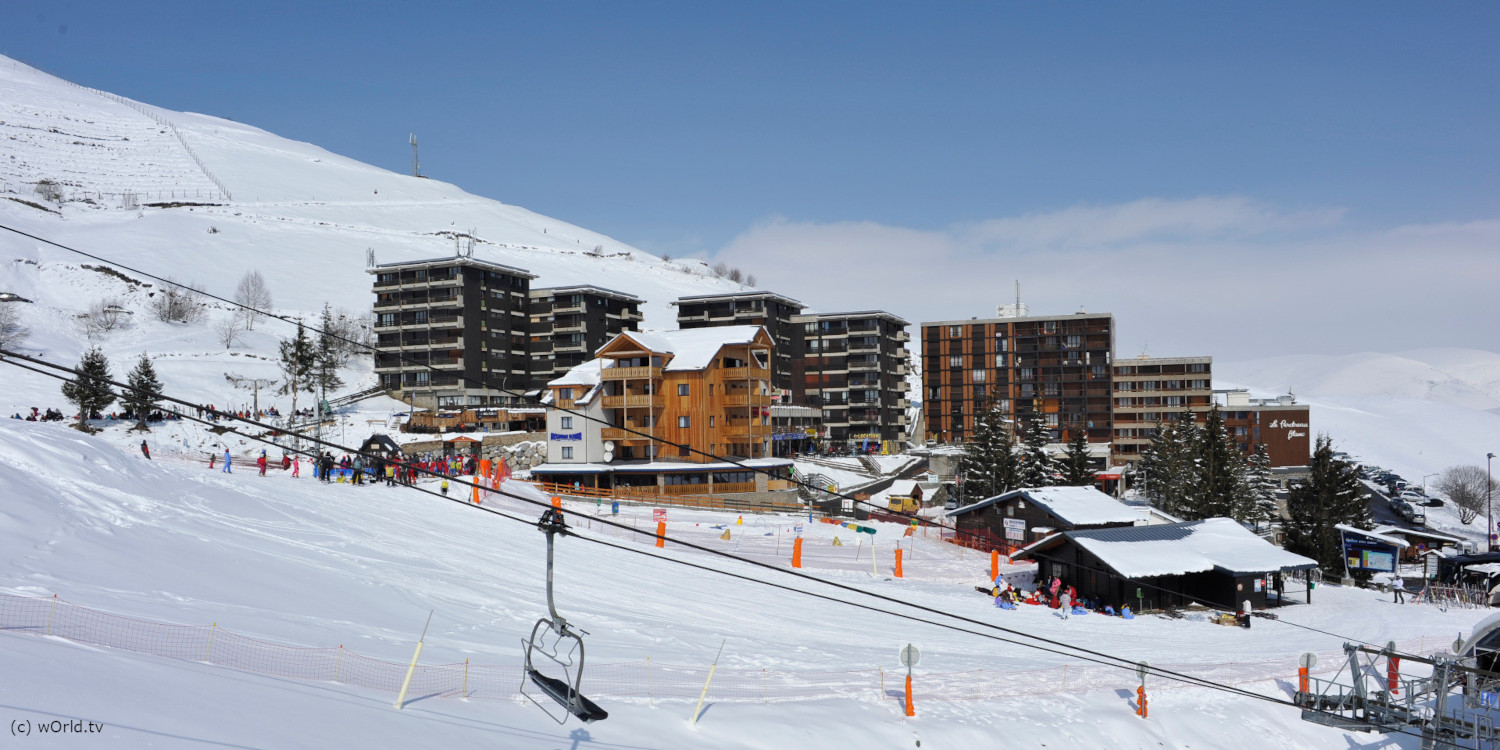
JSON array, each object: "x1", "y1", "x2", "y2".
[{"x1": 4, "y1": 2, "x2": 1499, "y2": 357}]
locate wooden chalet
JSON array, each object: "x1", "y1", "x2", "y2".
[{"x1": 945, "y1": 486, "x2": 1140, "y2": 552}]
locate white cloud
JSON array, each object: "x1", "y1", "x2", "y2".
[{"x1": 710, "y1": 198, "x2": 1500, "y2": 359}]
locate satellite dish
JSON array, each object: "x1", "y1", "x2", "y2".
[
  {"x1": 603, "y1": 441, "x2": 616, "y2": 452},
  {"x1": 602, "y1": 451, "x2": 614, "y2": 464}
]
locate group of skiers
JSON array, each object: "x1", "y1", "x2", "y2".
[
  {"x1": 989, "y1": 575, "x2": 1134, "y2": 619},
  {"x1": 11, "y1": 406, "x2": 180, "y2": 423}
]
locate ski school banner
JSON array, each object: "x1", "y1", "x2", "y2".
[{"x1": 549, "y1": 432, "x2": 582, "y2": 441}]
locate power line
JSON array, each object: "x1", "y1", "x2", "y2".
[{"x1": 3, "y1": 349, "x2": 1428, "y2": 735}]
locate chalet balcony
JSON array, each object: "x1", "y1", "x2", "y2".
[
  {"x1": 603, "y1": 366, "x2": 663, "y2": 381},
  {"x1": 719, "y1": 366, "x2": 771, "y2": 381},
  {"x1": 603, "y1": 395, "x2": 663, "y2": 409},
  {"x1": 723, "y1": 393, "x2": 772, "y2": 407}
]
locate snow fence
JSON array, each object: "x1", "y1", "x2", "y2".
[{"x1": 0, "y1": 592, "x2": 1452, "y2": 705}]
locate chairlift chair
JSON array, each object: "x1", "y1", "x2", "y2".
[{"x1": 521, "y1": 508, "x2": 608, "y2": 724}]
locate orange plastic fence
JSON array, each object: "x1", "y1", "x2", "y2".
[{"x1": 0, "y1": 593, "x2": 1449, "y2": 705}]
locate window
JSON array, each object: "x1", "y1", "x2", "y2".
[
  {"x1": 995, "y1": 354, "x2": 1007, "y2": 367},
  {"x1": 971, "y1": 369, "x2": 987, "y2": 383},
  {"x1": 678, "y1": 416, "x2": 691, "y2": 428},
  {"x1": 1065, "y1": 335, "x2": 1082, "y2": 349},
  {"x1": 559, "y1": 388, "x2": 575, "y2": 400},
  {"x1": 948, "y1": 325, "x2": 962, "y2": 337},
  {"x1": 561, "y1": 446, "x2": 574, "y2": 459},
  {"x1": 948, "y1": 355, "x2": 962, "y2": 368},
  {"x1": 677, "y1": 384, "x2": 690, "y2": 396},
  {"x1": 560, "y1": 416, "x2": 573, "y2": 429},
  {"x1": 709, "y1": 416, "x2": 715, "y2": 427},
  {"x1": 678, "y1": 445, "x2": 691, "y2": 457}
]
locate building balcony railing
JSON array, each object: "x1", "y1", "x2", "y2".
[
  {"x1": 602, "y1": 366, "x2": 662, "y2": 381},
  {"x1": 552, "y1": 304, "x2": 584, "y2": 314},
  {"x1": 721, "y1": 424, "x2": 772, "y2": 439},
  {"x1": 603, "y1": 395, "x2": 663, "y2": 409},
  {"x1": 554, "y1": 343, "x2": 587, "y2": 354},
  {"x1": 848, "y1": 361, "x2": 880, "y2": 371},
  {"x1": 553, "y1": 323, "x2": 585, "y2": 334},
  {"x1": 719, "y1": 366, "x2": 771, "y2": 380},
  {"x1": 723, "y1": 393, "x2": 773, "y2": 408}
]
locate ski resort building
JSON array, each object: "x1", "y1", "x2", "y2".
[
  {"x1": 1110, "y1": 355, "x2": 1214, "y2": 463},
  {"x1": 370, "y1": 257, "x2": 535, "y2": 408},
  {"x1": 673, "y1": 291, "x2": 806, "y2": 402},
  {"x1": 1216, "y1": 389, "x2": 1312, "y2": 467},
  {"x1": 920, "y1": 311, "x2": 1115, "y2": 445},
  {"x1": 1011, "y1": 519, "x2": 1318, "y2": 611},
  {"x1": 792, "y1": 310, "x2": 913, "y2": 447},
  {"x1": 527, "y1": 285, "x2": 644, "y2": 389},
  {"x1": 945, "y1": 486, "x2": 1140, "y2": 551},
  {"x1": 530, "y1": 328, "x2": 799, "y2": 506}
]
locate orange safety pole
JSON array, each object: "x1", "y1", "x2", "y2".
[
  {"x1": 1136, "y1": 685, "x2": 1148, "y2": 718},
  {"x1": 904, "y1": 674, "x2": 914, "y2": 717},
  {"x1": 1388, "y1": 656, "x2": 1400, "y2": 695},
  {"x1": 471, "y1": 485, "x2": 481, "y2": 505},
  {"x1": 792, "y1": 537, "x2": 803, "y2": 568},
  {"x1": 894, "y1": 548, "x2": 904, "y2": 578},
  {"x1": 1298, "y1": 666, "x2": 1309, "y2": 694},
  {"x1": 551, "y1": 495, "x2": 562, "y2": 509},
  {"x1": 990, "y1": 549, "x2": 999, "y2": 581},
  {"x1": 655, "y1": 520, "x2": 666, "y2": 548}
]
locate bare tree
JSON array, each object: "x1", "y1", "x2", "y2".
[
  {"x1": 712, "y1": 261, "x2": 730, "y2": 278},
  {"x1": 0, "y1": 302, "x2": 29, "y2": 350},
  {"x1": 150, "y1": 280, "x2": 207, "y2": 324},
  {"x1": 727, "y1": 268, "x2": 744, "y2": 283},
  {"x1": 214, "y1": 313, "x2": 245, "y2": 349},
  {"x1": 34, "y1": 179, "x2": 62, "y2": 204},
  {"x1": 1434, "y1": 465, "x2": 1497, "y2": 525},
  {"x1": 79, "y1": 297, "x2": 129, "y2": 340},
  {"x1": 233, "y1": 270, "x2": 273, "y2": 329},
  {"x1": 746, "y1": 274, "x2": 757, "y2": 287},
  {"x1": 660, "y1": 253, "x2": 672, "y2": 262}
]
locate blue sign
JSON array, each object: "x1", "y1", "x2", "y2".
[
  {"x1": 549, "y1": 432, "x2": 582, "y2": 441},
  {"x1": 1343, "y1": 534, "x2": 1398, "y2": 573}
]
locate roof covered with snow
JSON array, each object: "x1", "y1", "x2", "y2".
[
  {"x1": 1015, "y1": 518, "x2": 1318, "y2": 578},
  {"x1": 1336, "y1": 523, "x2": 1411, "y2": 549},
  {"x1": 947, "y1": 486, "x2": 1140, "y2": 527},
  {"x1": 605, "y1": 326, "x2": 768, "y2": 372}
]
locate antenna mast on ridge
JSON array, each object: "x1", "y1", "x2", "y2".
[{"x1": 409, "y1": 133, "x2": 420, "y2": 177}]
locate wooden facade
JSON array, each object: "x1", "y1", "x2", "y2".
[
  {"x1": 947, "y1": 488, "x2": 1137, "y2": 553},
  {"x1": 595, "y1": 329, "x2": 776, "y2": 461}
]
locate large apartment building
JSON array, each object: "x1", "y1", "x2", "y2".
[
  {"x1": 794, "y1": 310, "x2": 912, "y2": 445},
  {"x1": 1110, "y1": 355, "x2": 1214, "y2": 463},
  {"x1": 593, "y1": 326, "x2": 775, "y2": 462},
  {"x1": 921, "y1": 311, "x2": 1115, "y2": 445},
  {"x1": 527, "y1": 285, "x2": 643, "y2": 389},
  {"x1": 370, "y1": 257, "x2": 535, "y2": 407},
  {"x1": 673, "y1": 291, "x2": 805, "y2": 401},
  {"x1": 1217, "y1": 390, "x2": 1311, "y2": 467}
]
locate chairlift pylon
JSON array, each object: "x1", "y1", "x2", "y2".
[{"x1": 521, "y1": 508, "x2": 608, "y2": 724}]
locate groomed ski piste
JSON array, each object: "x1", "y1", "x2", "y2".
[{"x1": 0, "y1": 416, "x2": 1489, "y2": 749}]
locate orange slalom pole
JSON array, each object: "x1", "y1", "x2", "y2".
[
  {"x1": 792, "y1": 537, "x2": 803, "y2": 568},
  {"x1": 990, "y1": 549, "x2": 999, "y2": 581},
  {"x1": 1137, "y1": 685, "x2": 1148, "y2": 718},
  {"x1": 471, "y1": 485, "x2": 481, "y2": 505},
  {"x1": 894, "y1": 548, "x2": 904, "y2": 578},
  {"x1": 655, "y1": 520, "x2": 666, "y2": 548},
  {"x1": 904, "y1": 674, "x2": 914, "y2": 717}
]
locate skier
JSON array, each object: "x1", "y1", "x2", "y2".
[
  {"x1": 222, "y1": 449, "x2": 232, "y2": 474},
  {"x1": 292, "y1": 455, "x2": 301, "y2": 478},
  {"x1": 1392, "y1": 575, "x2": 1406, "y2": 604},
  {"x1": 1059, "y1": 590, "x2": 1072, "y2": 620},
  {"x1": 441, "y1": 479, "x2": 450, "y2": 496},
  {"x1": 140, "y1": 440, "x2": 150, "y2": 460},
  {"x1": 208, "y1": 452, "x2": 215, "y2": 469}
]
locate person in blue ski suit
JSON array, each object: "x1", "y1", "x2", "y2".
[{"x1": 222, "y1": 449, "x2": 232, "y2": 473}]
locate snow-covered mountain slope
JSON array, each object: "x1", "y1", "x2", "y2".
[{"x1": 0, "y1": 53, "x2": 750, "y2": 415}]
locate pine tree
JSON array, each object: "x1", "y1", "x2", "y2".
[
  {"x1": 1138, "y1": 412, "x2": 1198, "y2": 518},
  {"x1": 277, "y1": 322, "x2": 315, "y2": 423},
  {"x1": 1192, "y1": 405, "x2": 1253, "y2": 521},
  {"x1": 61, "y1": 347, "x2": 115, "y2": 431},
  {"x1": 1059, "y1": 423, "x2": 1093, "y2": 486},
  {"x1": 123, "y1": 353, "x2": 163, "y2": 430},
  {"x1": 313, "y1": 304, "x2": 345, "y2": 415},
  {"x1": 1244, "y1": 443, "x2": 1280, "y2": 528},
  {"x1": 1284, "y1": 435, "x2": 1371, "y2": 576},
  {"x1": 956, "y1": 398, "x2": 1018, "y2": 502},
  {"x1": 1016, "y1": 408, "x2": 1054, "y2": 488}
]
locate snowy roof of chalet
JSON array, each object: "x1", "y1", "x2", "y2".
[
  {"x1": 1369, "y1": 524, "x2": 1465, "y2": 544},
  {"x1": 1014, "y1": 518, "x2": 1318, "y2": 578},
  {"x1": 606, "y1": 326, "x2": 767, "y2": 372},
  {"x1": 540, "y1": 359, "x2": 611, "y2": 407},
  {"x1": 947, "y1": 486, "x2": 1139, "y2": 527},
  {"x1": 885, "y1": 479, "x2": 920, "y2": 497}
]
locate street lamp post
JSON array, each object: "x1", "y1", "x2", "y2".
[{"x1": 1489, "y1": 453, "x2": 1496, "y2": 553}]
